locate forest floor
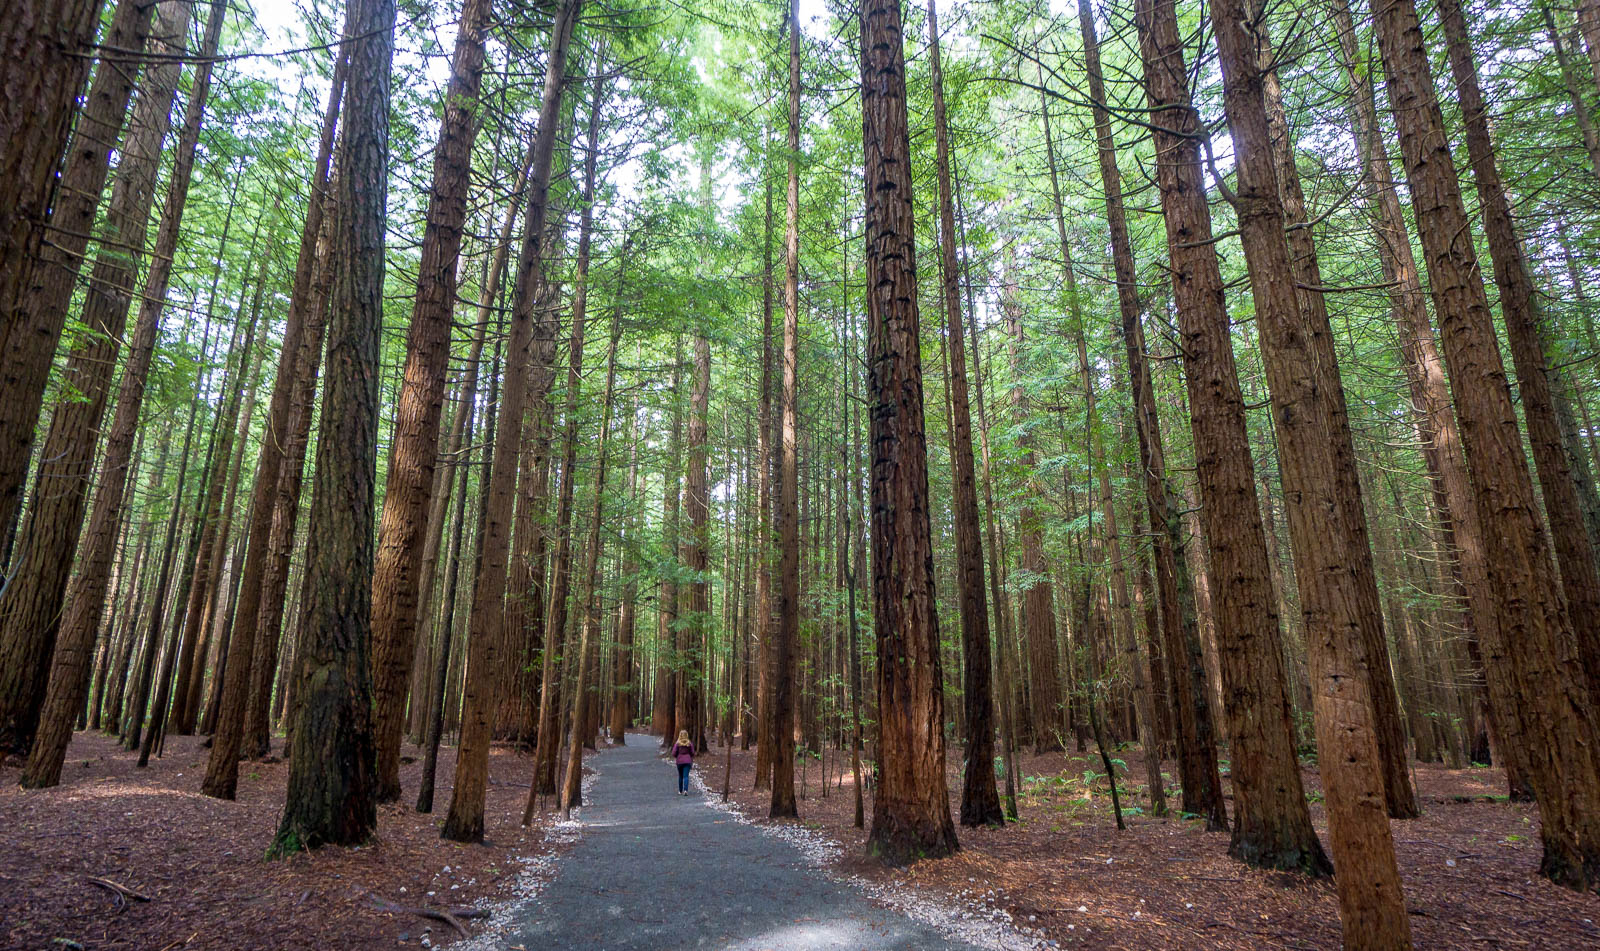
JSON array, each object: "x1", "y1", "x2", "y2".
[
  {"x1": 9, "y1": 731, "x2": 1600, "y2": 950},
  {"x1": 697, "y1": 739, "x2": 1600, "y2": 950},
  {"x1": 0, "y1": 731, "x2": 568, "y2": 951}
]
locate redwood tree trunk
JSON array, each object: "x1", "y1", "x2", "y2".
[
  {"x1": 21, "y1": 0, "x2": 228, "y2": 786},
  {"x1": 1575, "y1": 0, "x2": 1600, "y2": 100},
  {"x1": 1368, "y1": 0, "x2": 1600, "y2": 892},
  {"x1": 1132, "y1": 0, "x2": 1315, "y2": 853},
  {"x1": 1437, "y1": 0, "x2": 1600, "y2": 715},
  {"x1": 370, "y1": 0, "x2": 496, "y2": 803},
  {"x1": 0, "y1": 0, "x2": 159, "y2": 755},
  {"x1": 1328, "y1": 0, "x2": 1523, "y2": 797},
  {"x1": 0, "y1": 0, "x2": 104, "y2": 441},
  {"x1": 858, "y1": 0, "x2": 958, "y2": 864},
  {"x1": 0, "y1": 0, "x2": 143, "y2": 544},
  {"x1": 202, "y1": 36, "x2": 348, "y2": 801},
  {"x1": 682, "y1": 147, "x2": 715, "y2": 755},
  {"x1": 927, "y1": 0, "x2": 1001, "y2": 829},
  {"x1": 1209, "y1": 0, "x2": 1411, "y2": 939},
  {"x1": 1252, "y1": 5, "x2": 1417, "y2": 820},
  {"x1": 751, "y1": 155, "x2": 776, "y2": 790},
  {"x1": 770, "y1": 0, "x2": 802, "y2": 821},
  {"x1": 272, "y1": 0, "x2": 395, "y2": 854},
  {"x1": 685, "y1": 328, "x2": 711, "y2": 752},
  {"x1": 443, "y1": 0, "x2": 580, "y2": 843}
]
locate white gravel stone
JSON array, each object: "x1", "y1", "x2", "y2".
[
  {"x1": 690, "y1": 770, "x2": 1058, "y2": 949},
  {"x1": 447, "y1": 761, "x2": 598, "y2": 951}
]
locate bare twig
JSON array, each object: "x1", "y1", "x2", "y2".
[
  {"x1": 85, "y1": 877, "x2": 153, "y2": 912},
  {"x1": 368, "y1": 895, "x2": 483, "y2": 938}
]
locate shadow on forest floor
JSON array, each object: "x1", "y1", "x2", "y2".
[
  {"x1": 1, "y1": 731, "x2": 563, "y2": 951},
  {"x1": 699, "y1": 738, "x2": 1600, "y2": 950}
]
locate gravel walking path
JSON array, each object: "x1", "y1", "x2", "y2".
[{"x1": 501, "y1": 735, "x2": 985, "y2": 950}]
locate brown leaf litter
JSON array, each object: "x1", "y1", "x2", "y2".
[
  {"x1": 0, "y1": 732, "x2": 569, "y2": 951},
  {"x1": 698, "y1": 739, "x2": 1600, "y2": 950}
]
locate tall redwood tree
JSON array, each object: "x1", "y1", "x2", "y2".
[
  {"x1": 858, "y1": 0, "x2": 958, "y2": 864},
  {"x1": 273, "y1": 0, "x2": 396, "y2": 854}
]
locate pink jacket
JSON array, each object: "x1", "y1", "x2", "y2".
[{"x1": 672, "y1": 743, "x2": 694, "y2": 765}]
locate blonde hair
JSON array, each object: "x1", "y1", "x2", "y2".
[{"x1": 676, "y1": 730, "x2": 691, "y2": 747}]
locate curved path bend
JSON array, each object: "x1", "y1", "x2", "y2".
[{"x1": 504, "y1": 735, "x2": 981, "y2": 950}]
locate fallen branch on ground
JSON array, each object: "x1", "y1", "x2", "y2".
[
  {"x1": 85, "y1": 877, "x2": 153, "y2": 912},
  {"x1": 367, "y1": 895, "x2": 487, "y2": 937}
]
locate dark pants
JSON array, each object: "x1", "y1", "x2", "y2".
[{"x1": 677, "y1": 762, "x2": 691, "y2": 792}]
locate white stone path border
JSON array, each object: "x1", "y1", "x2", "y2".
[
  {"x1": 453, "y1": 746, "x2": 1069, "y2": 951},
  {"x1": 449, "y1": 762, "x2": 598, "y2": 950},
  {"x1": 689, "y1": 769, "x2": 1062, "y2": 950}
]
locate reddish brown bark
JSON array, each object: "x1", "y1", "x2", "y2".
[
  {"x1": 1576, "y1": 0, "x2": 1600, "y2": 101},
  {"x1": 1437, "y1": 0, "x2": 1600, "y2": 716},
  {"x1": 20, "y1": 0, "x2": 229, "y2": 787},
  {"x1": 369, "y1": 0, "x2": 496, "y2": 803},
  {"x1": 685, "y1": 324, "x2": 711, "y2": 752},
  {"x1": 751, "y1": 154, "x2": 776, "y2": 789},
  {"x1": 1368, "y1": 0, "x2": 1600, "y2": 891},
  {"x1": 443, "y1": 0, "x2": 580, "y2": 843},
  {"x1": 271, "y1": 0, "x2": 395, "y2": 854},
  {"x1": 1252, "y1": 9, "x2": 1416, "y2": 820},
  {"x1": 770, "y1": 0, "x2": 802, "y2": 821},
  {"x1": 858, "y1": 0, "x2": 957, "y2": 863},
  {"x1": 1210, "y1": 0, "x2": 1409, "y2": 938},
  {"x1": 1133, "y1": 0, "x2": 1315, "y2": 853},
  {"x1": 0, "y1": 0, "x2": 156, "y2": 755},
  {"x1": 681, "y1": 147, "x2": 715, "y2": 755},
  {"x1": 202, "y1": 36, "x2": 348, "y2": 801},
  {"x1": 927, "y1": 0, "x2": 1002, "y2": 829},
  {"x1": 0, "y1": 0, "x2": 127, "y2": 540},
  {"x1": 1327, "y1": 0, "x2": 1522, "y2": 796},
  {"x1": 0, "y1": 0, "x2": 104, "y2": 347}
]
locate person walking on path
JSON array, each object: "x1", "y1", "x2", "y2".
[{"x1": 671, "y1": 730, "x2": 695, "y2": 795}]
